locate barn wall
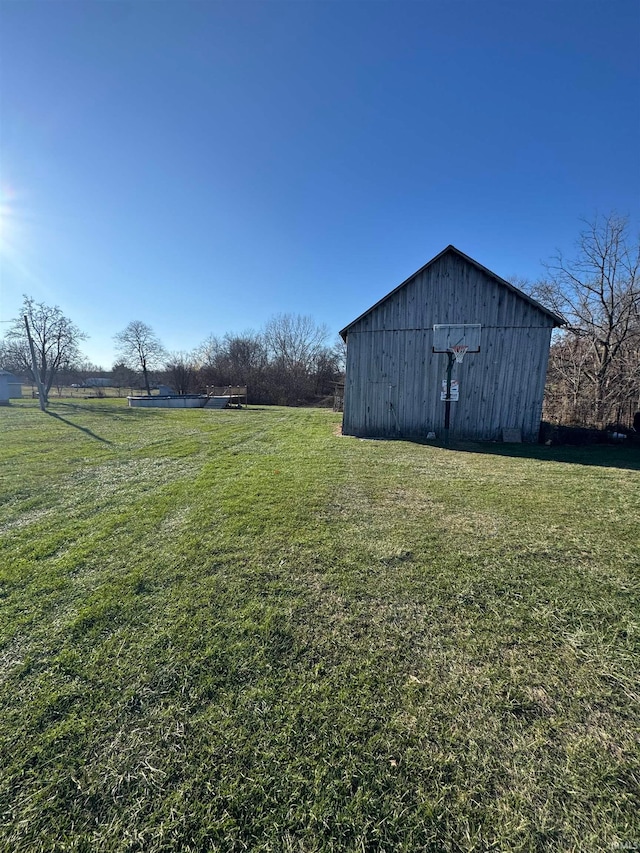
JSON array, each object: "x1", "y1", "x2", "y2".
[{"x1": 342, "y1": 252, "x2": 555, "y2": 441}]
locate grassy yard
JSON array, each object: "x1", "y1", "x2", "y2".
[{"x1": 1, "y1": 399, "x2": 638, "y2": 852}]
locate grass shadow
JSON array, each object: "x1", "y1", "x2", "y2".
[
  {"x1": 350, "y1": 433, "x2": 640, "y2": 471},
  {"x1": 53, "y1": 401, "x2": 155, "y2": 420},
  {"x1": 444, "y1": 440, "x2": 640, "y2": 471},
  {"x1": 44, "y1": 410, "x2": 113, "y2": 444}
]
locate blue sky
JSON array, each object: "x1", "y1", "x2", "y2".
[{"x1": 1, "y1": 0, "x2": 639, "y2": 368}]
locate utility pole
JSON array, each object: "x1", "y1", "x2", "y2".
[{"x1": 24, "y1": 314, "x2": 47, "y2": 411}]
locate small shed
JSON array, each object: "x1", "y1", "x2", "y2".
[
  {"x1": 339, "y1": 245, "x2": 564, "y2": 442},
  {"x1": 0, "y1": 370, "x2": 23, "y2": 405}
]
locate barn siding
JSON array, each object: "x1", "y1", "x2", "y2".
[{"x1": 342, "y1": 250, "x2": 556, "y2": 441}]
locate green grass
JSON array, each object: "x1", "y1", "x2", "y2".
[{"x1": 1, "y1": 399, "x2": 638, "y2": 852}]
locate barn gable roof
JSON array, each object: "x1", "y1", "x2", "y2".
[{"x1": 339, "y1": 245, "x2": 565, "y2": 340}]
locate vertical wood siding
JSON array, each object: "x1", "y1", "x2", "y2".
[{"x1": 342, "y1": 252, "x2": 555, "y2": 441}]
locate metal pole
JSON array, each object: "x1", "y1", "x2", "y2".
[
  {"x1": 24, "y1": 315, "x2": 47, "y2": 411},
  {"x1": 444, "y1": 351, "x2": 454, "y2": 444}
]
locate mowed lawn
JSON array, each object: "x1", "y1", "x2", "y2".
[{"x1": 1, "y1": 400, "x2": 638, "y2": 853}]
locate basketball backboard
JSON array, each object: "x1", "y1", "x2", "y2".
[{"x1": 432, "y1": 324, "x2": 481, "y2": 353}]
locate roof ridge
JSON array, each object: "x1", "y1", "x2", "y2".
[{"x1": 339, "y1": 246, "x2": 564, "y2": 338}]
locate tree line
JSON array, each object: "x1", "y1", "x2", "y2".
[
  {"x1": 0, "y1": 309, "x2": 344, "y2": 408},
  {"x1": 1, "y1": 214, "x2": 638, "y2": 427}
]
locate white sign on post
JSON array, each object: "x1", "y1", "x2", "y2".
[{"x1": 441, "y1": 379, "x2": 459, "y2": 401}]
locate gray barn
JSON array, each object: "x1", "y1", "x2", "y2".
[{"x1": 339, "y1": 245, "x2": 564, "y2": 442}]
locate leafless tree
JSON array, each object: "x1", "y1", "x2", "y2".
[
  {"x1": 264, "y1": 314, "x2": 329, "y2": 373},
  {"x1": 534, "y1": 214, "x2": 640, "y2": 426},
  {"x1": 165, "y1": 351, "x2": 197, "y2": 395},
  {"x1": 114, "y1": 321, "x2": 166, "y2": 396},
  {"x1": 193, "y1": 320, "x2": 340, "y2": 405},
  {"x1": 333, "y1": 335, "x2": 347, "y2": 375},
  {"x1": 4, "y1": 296, "x2": 87, "y2": 405},
  {"x1": 194, "y1": 331, "x2": 268, "y2": 393},
  {"x1": 194, "y1": 335, "x2": 223, "y2": 372},
  {"x1": 543, "y1": 334, "x2": 596, "y2": 425},
  {"x1": 262, "y1": 315, "x2": 328, "y2": 403}
]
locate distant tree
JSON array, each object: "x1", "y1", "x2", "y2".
[
  {"x1": 114, "y1": 321, "x2": 166, "y2": 396},
  {"x1": 0, "y1": 338, "x2": 20, "y2": 374},
  {"x1": 194, "y1": 317, "x2": 338, "y2": 406},
  {"x1": 312, "y1": 346, "x2": 342, "y2": 397},
  {"x1": 224, "y1": 333, "x2": 268, "y2": 380},
  {"x1": 53, "y1": 364, "x2": 77, "y2": 397},
  {"x1": 195, "y1": 331, "x2": 269, "y2": 397},
  {"x1": 193, "y1": 335, "x2": 222, "y2": 389},
  {"x1": 194, "y1": 335, "x2": 222, "y2": 368},
  {"x1": 264, "y1": 313, "x2": 329, "y2": 373},
  {"x1": 165, "y1": 351, "x2": 197, "y2": 395},
  {"x1": 76, "y1": 359, "x2": 105, "y2": 375},
  {"x1": 263, "y1": 314, "x2": 331, "y2": 403},
  {"x1": 111, "y1": 361, "x2": 139, "y2": 396},
  {"x1": 534, "y1": 214, "x2": 640, "y2": 426},
  {"x1": 4, "y1": 296, "x2": 87, "y2": 406},
  {"x1": 333, "y1": 335, "x2": 347, "y2": 375}
]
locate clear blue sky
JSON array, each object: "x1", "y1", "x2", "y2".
[{"x1": 1, "y1": 0, "x2": 639, "y2": 368}]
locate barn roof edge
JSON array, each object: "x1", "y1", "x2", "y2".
[{"x1": 339, "y1": 245, "x2": 565, "y2": 340}]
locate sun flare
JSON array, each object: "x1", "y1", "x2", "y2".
[
  {"x1": 0, "y1": 184, "x2": 33, "y2": 281},
  {"x1": 0, "y1": 186, "x2": 17, "y2": 252}
]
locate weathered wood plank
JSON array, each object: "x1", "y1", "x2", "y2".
[{"x1": 342, "y1": 247, "x2": 560, "y2": 441}]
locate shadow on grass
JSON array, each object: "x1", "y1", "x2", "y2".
[
  {"x1": 350, "y1": 432, "x2": 640, "y2": 471},
  {"x1": 53, "y1": 401, "x2": 150, "y2": 420},
  {"x1": 445, "y1": 440, "x2": 640, "y2": 471},
  {"x1": 44, "y1": 410, "x2": 113, "y2": 444},
  {"x1": 54, "y1": 401, "x2": 259, "y2": 416}
]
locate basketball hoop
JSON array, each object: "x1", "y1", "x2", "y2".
[{"x1": 450, "y1": 345, "x2": 469, "y2": 364}]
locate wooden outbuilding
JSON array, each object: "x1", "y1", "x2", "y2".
[
  {"x1": 0, "y1": 370, "x2": 23, "y2": 405},
  {"x1": 339, "y1": 245, "x2": 564, "y2": 442}
]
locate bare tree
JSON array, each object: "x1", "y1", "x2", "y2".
[
  {"x1": 194, "y1": 331, "x2": 268, "y2": 395},
  {"x1": 4, "y1": 296, "x2": 87, "y2": 406},
  {"x1": 333, "y1": 334, "x2": 347, "y2": 375},
  {"x1": 534, "y1": 214, "x2": 640, "y2": 426},
  {"x1": 543, "y1": 334, "x2": 596, "y2": 425},
  {"x1": 114, "y1": 321, "x2": 166, "y2": 396},
  {"x1": 194, "y1": 321, "x2": 339, "y2": 405},
  {"x1": 194, "y1": 335, "x2": 223, "y2": 371},
  {"x1": 264, "y1": 313, "x2": 329, "y2": 373},
  {"x1": 165, "y1": 351, "x2": 197, "y2": 395},
  {"x1": 261, "y1": 315, "x2": 329, "y2": 403},
  {"x1": 224, "y1": 333, "x2": 268, "y2": 379}
]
